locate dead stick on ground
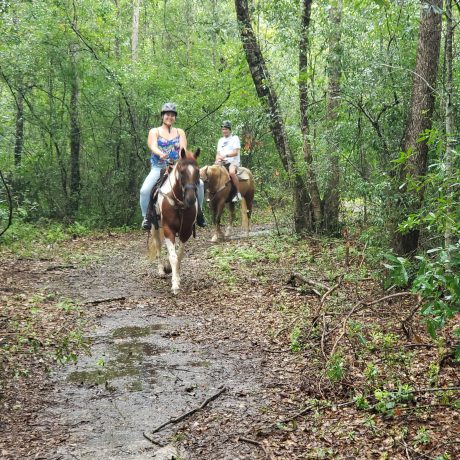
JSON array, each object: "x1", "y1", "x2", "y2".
[
  {"x1": 290, "y1": 273, "x2": 331, "y2": 292},
  {"x1": 329, "y1": 292, "x2": 417, "y2": 357},
  {"x1": 84, "y1": 296, "x2": 126, "y2": 305},
  {"x1": 278, "y1": 401, "x2": 354, "y2": 426},
  {"x1": 238, "y1": 437, "x2": 273, "y2": 459},
  {"x1": 144, "y1": 386, "x2": 226, "y2": 438},
  {"x1": 320, "y1": 282, "x2": 340, "y2": 306}
]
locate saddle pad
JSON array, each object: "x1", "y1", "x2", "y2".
[{"x1": 236, "y1": 167, "x2": 250, "y2": 181}]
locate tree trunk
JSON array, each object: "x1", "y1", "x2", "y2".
[
  {"x1": 444, "y1": 0, "x2": 454, "y2": 249},
  {"x1": 69, "y1": 44, "x2": 81, "y2": 218},
  {"x1": 392, "y1": 0, "x2": 442, "y2": 255},
  {"x1": 14, "y1": 88, "x2": 24, "y2": 169},
  {"x1": 132, "y1": 0, "x2": 141, "y2": 61},
  {"x1": 323, "y1": 0, "x2": 343, "y2": 233},
  {"x1": 299, "y1": 0, "x2": 322, "y2": 231},
  {"x1": 234, "y1": 0, "x2": 311, "y2": 232}
]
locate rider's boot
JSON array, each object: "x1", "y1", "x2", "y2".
[
  {"x1": 196, "y1": 205, "x2": 206, "y2": 228},
  {"x1": 142, "y1": 217, "x2": 151, "y2": 230}
]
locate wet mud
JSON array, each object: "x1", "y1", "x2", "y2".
[{"x1": 39, "y1": 232, "x2": 269, "y2": 459}]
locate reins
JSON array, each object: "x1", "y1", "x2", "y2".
[
  {"x1": 202, "y1": 166, "x2": 231, "y2": 203},
  {"x1": 158, "y1": 162, "x2": 199, "y2": 236}
]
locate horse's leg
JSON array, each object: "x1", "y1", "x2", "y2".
[
  {"x1": 164, "y1": 236, "x2": 180, "y2": 294},
  {"x1": 211, "y1": 199, "x2": 225, "y2": 242},
  {"x1": 176, "y1": 241, "x2": 185, "y2": 283},
  {"x1": 225, "y1": 202, "x2": 235, "y2": 238},
  {"x1": 241, "y1": 181, "x2": 254, "y2": 237},
  {"x1": 240, "y1": 198, "x2": 249, "y2": 237}
]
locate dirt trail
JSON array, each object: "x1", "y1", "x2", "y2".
[{"x1": 36, "y1": 230, "x2": 276, "y2": 459}]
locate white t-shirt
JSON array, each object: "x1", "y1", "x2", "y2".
[{"x1": 217, "y1": 135, "x2": 241, "y2": 166}]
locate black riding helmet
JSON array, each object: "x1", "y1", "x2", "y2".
[
  {"x1": 221, "y1": 120, "x2": 232, "y2": 130},
  {"x1": 161, "y1": 102, "x2": 177, "y2": 116}
]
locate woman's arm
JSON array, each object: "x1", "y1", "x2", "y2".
[
  {"x1": 148, "y1": 128, "x2": 168, "y2": 159},
  {"x1": 178, "y1": 128, "x2": 187, "y2": 152}
]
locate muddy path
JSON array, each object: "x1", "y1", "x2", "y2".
[
  {"x1": 33, "y1": 228, "x2": 283, "y2": 459},
  {"x1": 3, "y1": 227, "x2": 459, "y2": 460}
]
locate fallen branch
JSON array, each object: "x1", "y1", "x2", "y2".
[
  {"x1": 288, "y1": 273, "x2": 331, "y2": 292},
  {"x1": 46, "y1": 264, "x2": 77, "y2": 271},
  {"x1": 278, "y1": 400, "x2": 354, "y2": 426},
  {"x1": 320, "y1": 281, "x2": 341, "y2": 306},
  {"x1": 84, "y1": 296, "x2": 126, "y2": 305},
  {"x1": 142, "y1": 432, "x2": 164, "y2": 446},
  {"x1": 238, "y1": 437, "x2": 272, "y2": 459},
  {"x1": 144, "y1": 386, "x2": 226, "y2": 438},
  {"x1": 328, "y1": 291, "x2": 419, "y2": 357}
]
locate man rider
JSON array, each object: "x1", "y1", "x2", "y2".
[{"x1": 215, "y1": 120, "x2": 241, "y2": 201}]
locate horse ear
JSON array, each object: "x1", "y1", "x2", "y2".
[
  {"x1": 195, "y1": 148, "x2": 201, "y2": 159},
  {"x1": 180, "y1": 148, "x2": 186, "y2": 160}
]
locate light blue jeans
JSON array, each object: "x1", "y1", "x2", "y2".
[{"x1": 140, "y1": 166, "x2": 204, "y2": 217}]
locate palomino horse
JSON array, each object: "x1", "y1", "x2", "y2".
[
  {"x1": 200, "y1": 164, "x2": 255, "y2": 242},
  {"x1": 148, "y1": 148, "x2": 200, "y2": 294}
]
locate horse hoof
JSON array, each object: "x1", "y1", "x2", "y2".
[{"x1": 171, "y1": 287, "x2": 179, "y2": 295}]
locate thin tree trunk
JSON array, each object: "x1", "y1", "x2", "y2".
[
  {"x1": 69, "y1": 43, "x2": 81, "y2": 218},
  {"x1": 132, "y1": 0, "x2": 141, "y2": 61},
  {"x1": 323, "y1": 0, "x2": 342, "y2": 233},
  {"x1": 14, "y1": 88, "x2": 24, "y2": 169},
  {"x1": 444, "y1": 0, "x2": 454, "y2": 249},
  {"x1": 299, "y1": 0, "x2": 322, "y2": 231},
  {"x1": 392, "y1": 0, "x2": 442, "y2": 255},
  {"x1": 234, "y1": 0, "x2": 312, "y2": 232}
]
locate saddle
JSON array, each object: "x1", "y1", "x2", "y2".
[{"x1": 221, "y1": 164, "x2": 249, "y2": 202}]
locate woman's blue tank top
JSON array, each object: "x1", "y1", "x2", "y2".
[{"x1": 150, "y1": 131, "x2": 180, "y2": 167}]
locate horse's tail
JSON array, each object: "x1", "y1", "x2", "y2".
[
  {"x1": 148, "y1": 228, "x2": 163, "y2": 261},
  {"x1": 240, "y1": 197, "x2": 250, "y2": 235}
]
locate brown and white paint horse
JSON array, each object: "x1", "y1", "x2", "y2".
[
  {"x1": 200, "y1": 164, "x2": 255, "y2": 242},
  {"x1": 148, "y1": 148, "x2": 200, "y2": 294}
]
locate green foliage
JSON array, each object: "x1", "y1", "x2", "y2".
[
  {"x1": 289, "y1": 326, "x2": 303, "y2": 352},
  {"x1": 373, "y1": 385, "x2": 413, "y2": 416},
  {"x1": 326, "y1": 352, "x2": 346, "y2": 383},
  {"x1": 383, "y1": 242, "x2": 460, "y2": 338},
  {"x1": 414, "y1": 245, "x2": 460, "y2": 337}
]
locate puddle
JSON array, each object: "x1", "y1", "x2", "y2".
[
  {"x1": 188, "y1": 360, "x2": 211, "y2": 368},
  {"x1": 46, "y1": 309, "x2": 265, "y2": 460},
  {"x1": 112, "y1": 324, "x2": 166, "y2": 339},
  {"x1": 67, "y1": 340, "x2": 161, "y2": 387}
]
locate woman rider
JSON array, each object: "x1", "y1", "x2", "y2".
[{"x1": 139, "y1": 102, "x2": 205, "y2": 229}]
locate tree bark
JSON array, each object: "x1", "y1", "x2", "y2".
[
  {"x1": 392, "y1": 0, "x2": 442, "y2": 255},
  {"x1": 323, "y1": 0, "x2": 343, "y2": 233},
  {"x1": 234, "y1": 0, "x2": 311, "y2": 232},
  {"x1": 444, "y1": 0, "x2": 454, "y2": 249},
  {"x1": 69, "y1": 43, "x2": 81, "y2": 218},
  {"x1": 132, "y1": 0, "x2": 141, "y2": 61},
  {"x1": 299, "y1": 0, "x2": 322, "y2": 231},
  {"x1": 14, "y1": 88, "x2": 24, "y2": 169}
]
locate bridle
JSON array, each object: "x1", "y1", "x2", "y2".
[
  {"x1": 161, "y1": 162, "x2": 198, "y2": 210},
  {"x1": 201, "y1": 165, "x2": 230, "y2": 203}
]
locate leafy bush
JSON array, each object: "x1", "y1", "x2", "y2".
[{"x1": 383, "y1": 243, "x2": 460, "y2": 338}]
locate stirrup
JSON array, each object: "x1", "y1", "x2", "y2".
[
  {"x1": 142, "y1": 218, "x2": 151, "y2": 230},
  {"x1": 232, "y1": 192, "x2": 242, "y2": 203}
]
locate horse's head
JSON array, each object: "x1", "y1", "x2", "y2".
[{"x1": 175, "y1": 148, "x2": 200, "y2": 209}]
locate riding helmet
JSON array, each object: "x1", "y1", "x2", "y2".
[
  {"x1": 161, "y1": 102, "x2": 177, "y2": 116},
  {"x1": 221, "y1": 120, "x2": 232, "y2": 130}
]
